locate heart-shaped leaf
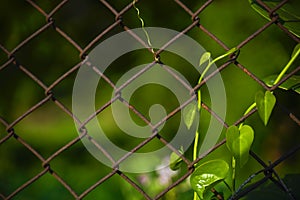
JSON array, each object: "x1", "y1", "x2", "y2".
[
  {"x1": 226, "y1": 125, "x2": 239, "y2": 153},
  {"x1": 183, "y1": 103, "x2": 197, "y2": 130},
  {"x1": 255, "y1": 91, "x2": 276, "y2": 126},
  {"x1": 199, "y1": 52, "x2": 211, "y2": 66},
  {"x1": 226, "y1": 125, "x2": 254, "y2": 167},
  {"x1": 190, "y1": 160, "x2": 229, "y2": 199},
  {"x1": 169, "y1": 147, "x2": 184, "y2": 171}
]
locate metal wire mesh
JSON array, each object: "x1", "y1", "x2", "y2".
[{"x1": 0, "y1": 0, "x2": 299, "y2": 199}]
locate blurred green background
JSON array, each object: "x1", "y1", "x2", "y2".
[{"x1": 0, "y1": 0, "x2": 299, "y2": 199}]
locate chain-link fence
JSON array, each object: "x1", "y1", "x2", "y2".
[{"x1": 0, "y1": 0, "x2": 300, "y2": 199}]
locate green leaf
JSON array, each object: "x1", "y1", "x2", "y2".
[
  {"x1": 263, "y1": 74, "x2": 300, "y2": 94},
  {"x1": 183, "y1": 103, "x2": 197, "y2": 129},
  {"x1": 235, "y1": 125, "x2": 254, "y2": 167},
  {"x1": 249, "y1": 0, "x2": 300, "y2": 37},
  {"x1": 226, "y1": 125, "x2": 254, "y2": 167},
  {"x1": 199, "y1": 52, "x2": 211, "y2": 66},
  {"x1": 226, "y1": 125, "x2": 239, "y2": 154},
  {"x1": 169, "y1": 147, "x2": 184, "y2": 171},
  {"x1": 255, "y1": 91, "x2": 276, "y2": 125},
  {"x1": 190, "y1": 160, "x2": 229, "y2": 199}
]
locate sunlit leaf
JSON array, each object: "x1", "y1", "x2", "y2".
[
  {"x1": 183, "y1": 103, "x2": 197, "y2": 129},
  {"x1": 226, "y1": 125, "x2": 254, "y2": 167},
  {"x1": 190, "y1": 160, "x2": 229, "y2": 199},
  {"x1": 226, "y1": 125, "x2": 239, "y2": 153},
  {"x1": 263, "y1": 74, "x2": 300, "y2": 94},
  {"x1": 199, "y1": 52, "x2": 211, "y2": 66},
  {"x1": 169, "y1": 147, "x2": 184, "y2": 171},
  {"x1": 255, "y1": 91, "x2": 276, "y2": 125},
  {"x1": 294, "y1": 87, "x2": 300, "y2": 94},
  {"x1": 249, "y1": 0, "x2": 300, "y2": 37}
]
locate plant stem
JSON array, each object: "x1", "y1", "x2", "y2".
[
  {"x1": 238, "y1": 102, "x2": 256, "y2": 129},
  {"x1": 194, "y1": 49, "x2": 237, "y2": 160},
  {"x1": 193, "y1": 60, "x2": 214, "y2": 163},
  {"x1": 192, "y1": 48, "x2": 238, "y2": 200},
  {"x1": 197, "y1": 47, "x2": 238, "y2": 87},
  {"x1": 232, "y1": 157, "x2": 236, "y2": 193},
  {"x1": 193, "y1": 192, "x2": 198, "y2": 200},
  {"x1": 223, "y1": 180, "x2": 232, "y2": 192},
  {"x1": 273, "y1": 45, "x2": 300, "y2": 85},
  {"x1": 213, "y1": 47, "x2": 238, "y2": 63},
  {"x1": 193, "y1": 131, "x2": 200, "y2": 161}
]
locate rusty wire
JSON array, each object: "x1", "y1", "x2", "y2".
[{"x1": 0, "y1": 0, "x2": 299, "y2": 199}]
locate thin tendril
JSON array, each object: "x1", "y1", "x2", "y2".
[{"x1": 132, "y1": 0, "x2": 155, "y2": 55}]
